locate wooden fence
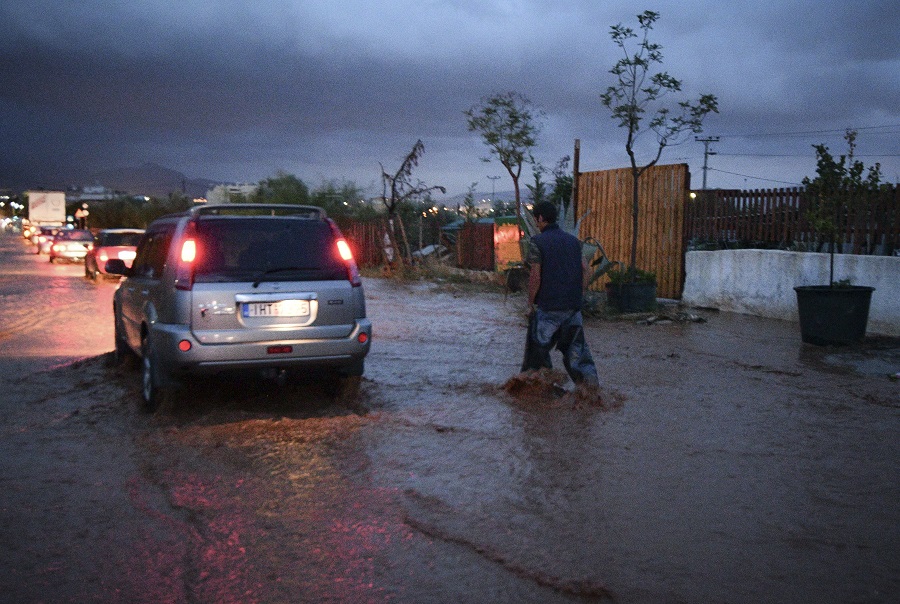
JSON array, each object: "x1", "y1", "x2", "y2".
[
  {"x1": 684, "y1": 187, "x2": 900, "y2": 255},
  {"x1": 343, "y1": 221, "x2": 383, "y2": 268},
  {"x1": 456, "y1": 221, "x2": 496, "y2": 271},
  {"x1": 576, "y1": 163, "x2": 690, "y2": 299}
]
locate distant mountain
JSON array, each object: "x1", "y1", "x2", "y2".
[
  {"x1": 441, "y1": 189, "x2": 518, "y2": 206},
  {"x1": 89, "y1": 163, "x2": 219, "y2": 198}
]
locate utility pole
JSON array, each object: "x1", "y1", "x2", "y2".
[{"x1": 695, "y1": 136, "x2": 719, "y2": 190}]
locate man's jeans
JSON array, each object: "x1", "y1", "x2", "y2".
[{"x1": 522, "y1": 309, "x2": 599, "y2": 386}]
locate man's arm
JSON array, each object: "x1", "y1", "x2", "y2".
[{"x1": 527, "y1": 262, "x2": 541, "y2": 311}]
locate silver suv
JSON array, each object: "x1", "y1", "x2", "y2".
[{"x1": 108, "y1": 204, "x2": 371, "y2": 411}]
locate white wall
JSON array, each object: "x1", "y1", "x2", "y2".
[{"x1": 682, "y1": 250, "x2": 899, "y2": 336}]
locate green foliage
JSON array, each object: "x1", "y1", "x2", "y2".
[
  {"x1": 802, "y1": 129, "x2": 884, "y2": 245},
  {"x1": 526, "y1": 163, "x2": 548, "y2": 206},
  {"x1": 250, "y1": 171, "x2": 310, "y2": 205},
  {"x1": 309, "y1": 180, "x2": 365, "y2": 219},
  {"x1": 549, "y1": 156, "x2": 573, "y2": 211},
  {"x1": 607, "y1": 267, "x2": 656, "y2": 285},
  {"x1": 82, "y1": 195, "x2": 194, "y2": 229},
  {"x1": 492, "y1": 199, "x2": 516, "y2": 216},
  {"x1": 465, "y1": 91, "x2": 543, "y2": 219},
  {"x1": 600, "y1": 10, "x2": 718, "y2": 282}
]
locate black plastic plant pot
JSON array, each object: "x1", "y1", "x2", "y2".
[
  {"x1": 606, "y1": 282, "x2": 658, "y2": 313},
  {"x1": 794, "y1": 285, "x2": 875, "y2": 346}
]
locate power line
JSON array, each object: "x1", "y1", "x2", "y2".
[
  {"x1": 708, "y1": 168, "x2": 802, "y2": 186},
  {"x1": 715, "y1": 123, "x2": 900, "y2": 139},
  {"x1": 717, "y1": 153, "x2": 900, "y2": 158}
]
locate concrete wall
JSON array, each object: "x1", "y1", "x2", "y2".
[{"x1": 682, "y1": 250, "x2": 900, "y2": 336}]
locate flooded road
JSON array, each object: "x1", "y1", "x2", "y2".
[{"x1": 0, "y1": 229, "x2": 898, "y2": 603}]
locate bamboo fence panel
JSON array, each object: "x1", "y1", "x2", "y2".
[{"x1": 577, "y1": 163, "x2": 689, "y2": 299}]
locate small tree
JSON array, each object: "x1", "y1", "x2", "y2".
[
  {"x1": 465, "y1": 92, "x2": 542, "y2": 221},
  {"x1": 380, "y1": 140, "x2": 446, "y2": 217},
  {"x1": 462, "y1": 182, "x2": 480, "y2": 222},
  {"x1": 379, "y1": 140, "x2": 446, "y2": 266},
  {"x1": 549, "y1": 155, "x2": 573, "y2": 213},
  {"x1": 600, "y1": 10, "x2": 718, "y2": 282},
  {"x1": 802, "y1": 129, "x2": 884, "y2": 285},
  {"x1": 526, "y1": 162, "x2": 548, "y2": 207}
]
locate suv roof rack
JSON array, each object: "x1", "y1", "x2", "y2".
[{"x1": 190, "y1": 204, "x2": 327, "y2": 219}]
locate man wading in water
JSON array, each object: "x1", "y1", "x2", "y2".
[{"x1": 522, "y1": 201, "x2": 599, "y2": 390}]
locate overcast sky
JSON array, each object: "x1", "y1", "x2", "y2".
[{"x1": 2, "y1": 0, "x2": 898, "y2": 199}]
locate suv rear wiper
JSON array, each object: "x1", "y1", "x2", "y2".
[{"x1": 252, "y1": 267, "x2": 313, "y2": 288}]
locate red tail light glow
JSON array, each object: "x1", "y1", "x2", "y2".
[
  {"x1": 336, "y1": 239, "x2": 353, "y2": 261},
  {"x1": 175, "y1": 222, "x2": 199, "y2": 291},
  {"x1": 327, "y1": 220, "x2": 361, "y2": 287},
  {"x1": 181, "y1": 239, "x2": 197, "y2": 262}
]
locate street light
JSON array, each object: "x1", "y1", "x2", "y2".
[{"x1": 487, "y1": 175, "x2": 501, "y2": 203}]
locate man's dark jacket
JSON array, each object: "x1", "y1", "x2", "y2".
[{"x1": 531, "y1": 223, "x2": 583, "y2": 311}]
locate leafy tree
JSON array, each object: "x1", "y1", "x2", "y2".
[
  {"x1": 802, "y1": 129, "x2": 885, "y2": 282},
  {"x1": 465, "y1": 92, "x2": 542, "y2": 221},
  {"x1": 250, "y1": 171, "x2": 310, "y2": 205},
  {"x1": 600, "y1": 10, "x2": 718, "y2": 282}
]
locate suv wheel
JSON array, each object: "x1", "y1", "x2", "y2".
[
  {"x1": 112, "y1": 315, "x2": 135, "y2": 367},
  {"x1": 340, "y1": 359, "x2": 365, "y2": 377},
  {"x1": 141, "y1": 336, "x2": 174, "y2": 413},
  {"x1": 331, "y1": 360, "x2": 364, "y2": 407}
]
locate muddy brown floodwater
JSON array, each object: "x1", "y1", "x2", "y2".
[{"x1": 0, "y1": 230, "x2": 898, "y2": 603}]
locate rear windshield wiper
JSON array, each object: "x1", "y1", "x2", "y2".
[{"x1": 252, "y1": 267, "x2": 315, "y2": 288}]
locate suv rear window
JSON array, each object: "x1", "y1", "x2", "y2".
[{"x1": 193, "y1": 217, "x2": 347, "y2": 282}]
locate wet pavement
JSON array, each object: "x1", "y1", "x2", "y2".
[{"x1": 0, "y1": 230, "x2": 898, "y2": 603}]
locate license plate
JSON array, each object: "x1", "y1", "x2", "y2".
[{"x1": 242, "y1": 299, "x2": 310, "y2": 318}]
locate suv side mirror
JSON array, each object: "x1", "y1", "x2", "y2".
[{"x1": 105, "y1": 259, "x2": 130, "y2": 276}]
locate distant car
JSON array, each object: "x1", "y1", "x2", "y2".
[
  {"x1": 84, "y1": 228, "x2": 145, "y2": 281},
  {"x1": 35, "y1": 226, "x2": 64, "y2": 254},
  {"x1": 107, "y1": 204, "x2": 371, "y2": 412},
  {"x1": 48, "y1": 229, "x2": 94, "y2": 263}
]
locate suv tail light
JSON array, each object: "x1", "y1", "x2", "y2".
[
  {"x1": 328, "y1": 220, "x2": 361, "y2": 287},
  {"x1": 337, "y1": 238, "x2": 362, "y2": 287},
  {"x1": 174, "y1": 221, "x2": 198, "y2": 291}
]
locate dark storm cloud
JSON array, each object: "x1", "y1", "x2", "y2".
[{"x1": 1, "y1": 0, "x2": 897, "y2": 193}]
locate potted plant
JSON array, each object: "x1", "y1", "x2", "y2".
[
  {"x1": 606, "y1": 267, "x2": 657, "y2": 313},
  {"x1": 599, "y1": 11, "x2": 717, "y2": 313},
  {"x1": 794, "y1": 130, "x2": 880, "y2": 345}
]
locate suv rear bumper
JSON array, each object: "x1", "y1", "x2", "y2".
[{"x1": 149, "y1": 318, "x2": 371, "y2": 381}]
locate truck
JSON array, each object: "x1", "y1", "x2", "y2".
[{"x1": 25, "y1": 191, "x2": 66, "y2": 226}]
